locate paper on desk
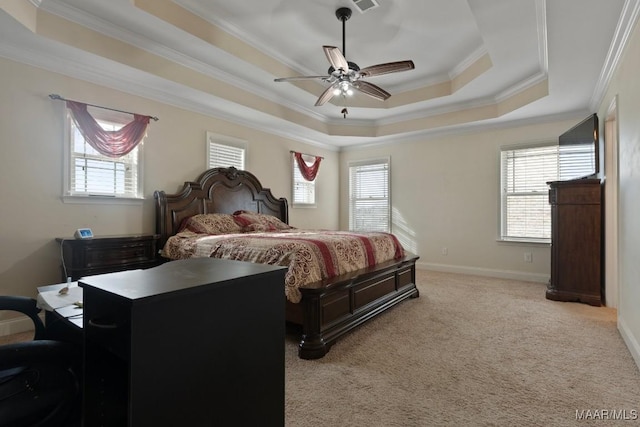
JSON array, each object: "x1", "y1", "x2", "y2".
[
  {"x1": 37, "y1": 285, "x2": 83, "y2": 311},
  {"x1": 55, "y1": 304, "x2": 83, "y2": 319}
]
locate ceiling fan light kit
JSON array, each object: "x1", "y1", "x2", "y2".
[{"x1": 274, "y1": 7, "x2": 415, "y2": 116}]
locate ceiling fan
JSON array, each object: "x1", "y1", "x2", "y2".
[{"x1": 274, "y1": 7, "x2": 415, "y2": 107}]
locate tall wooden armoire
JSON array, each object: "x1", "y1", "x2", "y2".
[{"x1": 546, "y1": 178, "x2": 603, "y2": 306}]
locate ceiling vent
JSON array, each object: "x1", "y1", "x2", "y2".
[{"x1": 351, "y1": 0, "x2": 380, "y2": 13}]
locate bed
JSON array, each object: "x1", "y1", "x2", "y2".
[{"x1": 154, "y1": 167, "x2": 419, "y2": 359}]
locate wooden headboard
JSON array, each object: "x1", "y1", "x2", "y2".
[{"x1": 154, "y1": 167, "x2": 289, "y2": 248}]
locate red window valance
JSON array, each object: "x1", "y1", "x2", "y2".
[
  {"x1": 66, "y1": 100, "x2": 151, "y2": 158},
  {"x1": 293, "y1": 152, "x2": 322, "y2": 181}
]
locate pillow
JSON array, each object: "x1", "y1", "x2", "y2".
[
  {"x1": 180, "y1": 213, "x2": 243, "y2": 235},
  {"x1": 232, "y1": 210, "x2": 293, "y2": 232},
  {"x1": 242, "y1": 223, "x2": 277, "y2": 233}
]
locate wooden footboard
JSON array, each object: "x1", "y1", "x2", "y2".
[{"x1": 286, "y1": 254, "x2": 419, "y2": 359}]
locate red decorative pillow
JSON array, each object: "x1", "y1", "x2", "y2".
[
  {"x1": 232, "y1": 210, "x2": 293, "y2": 232},
  {"x1": 181, "y1": 214, "x2": 243, "y2": 235}
]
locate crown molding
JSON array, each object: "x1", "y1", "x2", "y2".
[{"x1": 589, "y1": 0, "x2": 640, "y2": 111}]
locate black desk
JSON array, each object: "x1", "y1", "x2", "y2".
[
  {"x1": 37, "y1": 282, "x2": 83, "y2": 345},
  {"x1": 79, "y1": 258, "x2": 287, "y2": 427}
]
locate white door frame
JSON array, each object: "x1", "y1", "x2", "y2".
[{"x1": 604, "y1": 96, "x2": 619, "y2": 308}]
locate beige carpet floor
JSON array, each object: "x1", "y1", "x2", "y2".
[{"x1": 284, "y1": 270, "x2": 640, "y2": 427}]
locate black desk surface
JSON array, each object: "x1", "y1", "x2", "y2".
[{"x1": 78, "y1": 258, "x2": 286, "y2": 300}]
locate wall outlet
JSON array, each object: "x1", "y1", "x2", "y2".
[
  {"x1": 441, "y1": 247, "x2": 448, "y2": 255},
  {"x1": 524, "y1": 252, "x2": 533, "y2": 263}
]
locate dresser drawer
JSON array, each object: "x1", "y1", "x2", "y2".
[
  {"x1": 85, "y1": 241, "x2": 156, "y2": 268},
  {"x1": 56, "y1": 234, "x2": 161, "y2": 281},
  {"x1": 548, "y1": 179, "x2": 602, "y2": 205}
]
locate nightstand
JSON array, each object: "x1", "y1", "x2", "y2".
[{"x1": 55, "y1": 234, "x2": 162, "y2": 281}]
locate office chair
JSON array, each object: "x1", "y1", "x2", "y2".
[{"x1": 0, "y1": 296, "x2": 81, "y2": 427}]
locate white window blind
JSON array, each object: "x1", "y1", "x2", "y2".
[
  {"x1": 349, "y1": 159, "x2": 390, "y2": 232},
  {"x1": 501, "y1": 144, "x2": 559, "y2": 241},
  {"x1": 292, "y1": 154, "x2": 316, "y2": 206},
  {"x1": 206, "y1": 132, "x2": 246, "y2": 170},
  {"x1": 559, "y1": 144, "x2": 595, "y2": 180},
  {"x1": 66, "y1": 112, "x2": 142, "y2": 199}
]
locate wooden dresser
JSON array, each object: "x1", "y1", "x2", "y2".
[
  {"x1": 56, "y1": 234, "x2": 161, "y2": 281},
  {"x1": 547, "y1": 178, "x2": 603, "y2": 306}
]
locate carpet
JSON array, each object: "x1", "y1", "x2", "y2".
[{"x1": 284, "y1": 270, "x2": 640, "y2": 426}]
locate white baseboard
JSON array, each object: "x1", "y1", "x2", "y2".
[
  {"x1": 0, "y1": 317, "x2": 36, "y2": 337},
  {"x1": 416, "y1": 261, "x2": 550, "y2": 284},
  {"x1": 618, "y1": 315, "x2": 640, "y2": 371}
]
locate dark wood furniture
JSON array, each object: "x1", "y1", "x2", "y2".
[
  {"x1": 154, "y1": 167, "x2": 420, "y2": 359},
  {"x1": 547, "y1": 178, "x2": 603, "y2": 306},
  {"x1": 80, "y1": 258, "x2": 287, "y2": 427},
  {"x1": 56, "y1": 234, "x2": 161, "y2": 281}
]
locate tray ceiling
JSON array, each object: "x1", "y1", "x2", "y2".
[{"x1": 0, "y1": 0, "x2": 634, "y2": 148}]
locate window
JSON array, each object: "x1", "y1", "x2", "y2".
[
  {"x1": 349, "y1": 158, "x2": 390, "y2": 232},
  {"x1": 500, "y1": 144, "x2": 559, "y2": 241},
  {"x1": 558, "y1": 144, "x2": 596, "y2": 180},
  {"x1": 292, "y1": 154, "x2": 316, "y2": 207},
  {"x1": 206, "y1": 132, "x2": 246, "y2": 169},
  {"x1": 64, "y1": 110, "x2": 142, "y2": 200},
  {"x1": 501, "y1": 140, "x2": 598, "y2": 242}
]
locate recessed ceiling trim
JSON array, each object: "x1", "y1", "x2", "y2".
[
  {"x1": 38, "y1": 0, "x2": 332, "y2": 124},
  {"x1": 0, "y1": 36, "x2": 591, "y2": 151},
  {"x1": 2, "y1": 4, "x2": 555, "y2": 141},
  {"x1": 494, "y1": 71, "x2": 548, "y2": 103},
  {"x1": 172, "y1": 0, "x2": 321, "y2": 79},
  {"x1": 2, "y1": 0, "x2": 627, "y2": 149},
  {"x1": 449, "y1": 45, "x2": 490, "y2": 81}
]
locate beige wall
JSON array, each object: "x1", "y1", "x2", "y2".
[
  {"x1": 599, "y1": 17, "x2": 640, "y2": 367},
  {"x1": 0, "y1": 57, "x2": 338, "y2": 309},
  {"x1": 339, "y1": 120, "x2": 578, "y2": 282}
]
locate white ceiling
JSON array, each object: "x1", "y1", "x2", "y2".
[{"x1": 0, "y1": 0, "x2": 635, "y2": 149}]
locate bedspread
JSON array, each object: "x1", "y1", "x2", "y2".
[{"x1": 162, "y1": 229, "x2": 405, "y2": 303}]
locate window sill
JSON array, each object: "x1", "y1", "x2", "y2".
[
  {"x1": 292, "y1": 203, "x2": 317, "y2": 209},
  {"x1": 62, "y1": 195, "x2": 144, "y2": 205},
  {"x1": 497, "y1": 237, "x2": 551, "y2": 246}
]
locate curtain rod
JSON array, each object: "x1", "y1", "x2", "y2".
[
  {"x1": 290, "y1": 150, "x2": 324, "y2": 159},
  {"x1": 49, "y1": 94, "x2": 159, "y2": 121}
]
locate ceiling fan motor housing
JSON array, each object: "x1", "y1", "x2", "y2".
[
  {"x1": 336, "y1": 7, "x2": 352, "y2": 21},
  {"x1": 328, "y1": 61, "x2": 360, "y2": 75}
]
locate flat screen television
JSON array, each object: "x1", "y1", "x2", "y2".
[{"x1": 558, "y1": 113, "x2": 599, "y2": 180}]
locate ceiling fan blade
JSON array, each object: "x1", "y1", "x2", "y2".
[
  {"x1": 353, "y1": 81, "x2": 391, "y2": 101},
  {"x1": 358, "y1": 60, "x2": 415, "y2": 78},
  {"x1": 323, "y1": 46, "x2": 349, "y2": 72},
  {"x1": 315, "y1": 84, "x2": 337, "y2": 106},
  {"x1": 274, "y1": 75, "x2": 329, "y2": 82}
]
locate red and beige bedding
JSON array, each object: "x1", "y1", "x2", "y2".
[{"x1": 161, "y1": 212, "x2": 405, "y2": 303}]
